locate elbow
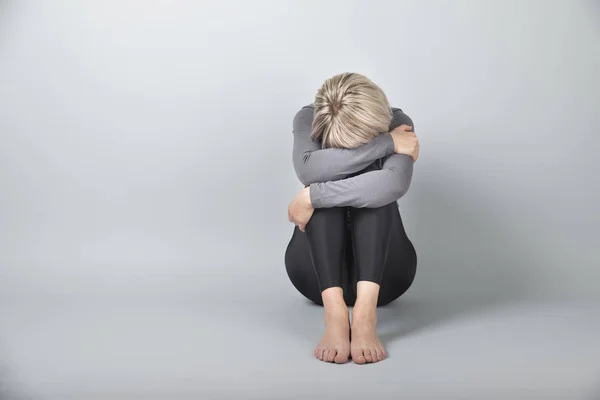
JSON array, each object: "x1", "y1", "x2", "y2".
[
  {"x1": 375, "y1": 187, "x2": 407, "y2": 207},
  {"x1": 295, "y1": 165, "x2": 329, "y2": 186},
  {"x1": 293, "y1": 155, "x2": 320, "y2": 186},
  {"x1": 391, "y1": 182, "x2": 410, "y2": 200},
  {"x1": 388, "y1": 169, "x2": 412, "y2": 201},
  {"x1": 365, "y1": 185, "x2": 407, "y2": 208},
  {"x1": 293, "y1": 163, "x2": 311, "y2": 186},
  {"x1": 295, "y1": 169, "x2": 315, "y2": 186},
  {"x1": 363, "y1": 175, "x2": 410, "y2": 208},
  {"x1": 378, "y1": 178, "x2": 410, "y2": 206}
]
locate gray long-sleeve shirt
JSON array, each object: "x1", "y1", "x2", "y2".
[{"x1": 292, "y1": 104, "x2": 414, "y2": 208}]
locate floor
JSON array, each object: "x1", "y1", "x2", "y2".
[{"x1": 1, "y1": 281, "x2": 600, "y2": 400}]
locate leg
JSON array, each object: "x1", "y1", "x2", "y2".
[
  {"x1": 284, "y1": 207, "x2": 352, "y2": 363},
  {"x1": 348, "y1": 202, "x2": 417, "y2": 363},
  {"x1": 284, "y1": 208, "x2": 356, "y2": 306},
  {"x1": 347, "y1": 202, "x2": 394, "y2": 364},
  {"x1": 284, "y1": 227, "x2": 323, "y2": 305},
  {"x1": 377, "y1": 205, "x2": 418, "y2": 307}
]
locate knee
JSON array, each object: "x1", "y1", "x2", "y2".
[
  {"x1": 312, "y1": 206, "x2": 346, "y2": 219},
  {"x1": 350, "y1": 202, "x2": 395, "y2": 223},
  {"x1": 373, "y1": 201, "x2": 397, "y2": 215},
  {"x1": 360, "y1": 202, "x2": 396, "y2": 214},
  {"x1": 377, "y1": 284, "x2": 407, "y2": 307},
  {"x1": 306, "y1": 207, "x2": 346, "y2": 229},
  {"x1": 378, "y1": 270, "x2": 417, "y2": 307}
]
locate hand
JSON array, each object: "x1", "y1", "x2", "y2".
[
  {"x1": 390, "y1": 124, "x2": 419, "y2": 162},
  {"x1": 288, "y1": 187, "x2": 314, "y2": 232}
]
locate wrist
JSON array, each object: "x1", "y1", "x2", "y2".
[
  {"x1": 380, "y1": 132, "x2": 396, "y2": 155},
  {"x1": 303, "y1": 187, "x2": 313, "y2": 208}
]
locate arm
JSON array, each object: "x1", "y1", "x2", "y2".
[
  {"x1": 308, "y1": 109, "x2": 416, "y2": 208},
  {"x1": 292, "y1": 105, "x2": 395, "y2": 186},
  {"x1": 308, "y1": 153, "x2": 414, "y2": 208}
]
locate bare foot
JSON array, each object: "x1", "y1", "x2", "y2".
[
  {"x1": 350, "y1": 304, "x2": 386, "y2": 364},
  {"x1": 314, "y1": 292, "x2": 350, "y2": 364}
]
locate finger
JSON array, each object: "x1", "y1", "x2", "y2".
[
  {"x1": 299, "y1": 223, "x2": 306, "y2": 232},
  {"x1": 399, "y1": 124, "x2": 413, "y2": 131}
]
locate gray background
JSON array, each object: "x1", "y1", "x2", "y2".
[{"x1": 0, "y1": 1, "x2": 599, "y2": 399}]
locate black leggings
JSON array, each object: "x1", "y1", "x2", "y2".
[{"x1": 284, "y1": 202, "x2": 417, "y2": 307}]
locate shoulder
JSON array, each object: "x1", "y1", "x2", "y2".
[
  {"x1": 389, "y1": 107, "x2": 414, "y2": 130},
  {"x1": 293, "y1": 103, "x2": 315, "y2": 131}
]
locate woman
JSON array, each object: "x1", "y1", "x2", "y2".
[{"x1": 285, "y1": 72, "x2": 419, "y2": 365}]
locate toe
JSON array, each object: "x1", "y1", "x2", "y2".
[
  {"x1": 363, "y1": 349, "x2": 373, "y2": 363},
  {"x1": 370, "y1": 349, "x2": 379, "y2": 363},
  {"x1": 327, "y1": 349, "x2": 336, "y2": 363},
  {"x1": 353, "y1": 350, "x2": 366, "y2": 364},
  {"x1": 314, "y1": 347, "x2": 321, "y2": 359},
  {"x1": 376, "y1": 347, "x2": 385, "y2": 361},
  {"x1": 322, "y1": 349, "x2": 330, "y2": 362},
  {"x1": 334, "y1": 350, "x2": 348, "y2": 364},
  {"x1": 317, "y1": 348, "x2": 325, "y2": 361}
]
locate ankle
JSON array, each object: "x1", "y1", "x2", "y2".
[
  {"x1": 321, "y1": 287, "x2": 347, "y2": 309},
  {"x1": 324, "y1": 301, "x2": 348, "y2": 316},
  {"x1": 323, "y1": 303, "x2": 349, "y2": 329},
  {"x1": 352, "y1": 300, "x2": 377, "y2": 320},
  {"x1": 354, "y1": 281, "x2": 380, "y2": 312},
  {"x1": 353, "y1": 295, "x2": 377, "y2": 310}
]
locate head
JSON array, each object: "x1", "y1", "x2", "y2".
[{"x1": 311, "y1": 72, "x2": 393, "y2": 149}]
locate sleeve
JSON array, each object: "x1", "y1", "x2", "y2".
[
  {"x1": 308, "y1": 153, "x2": 414, "y2": 208},
  {"x1": 292, "y1": 105, "x2": 396, "y2": 186},
  {"x1": 308, "y1": 108, "x2": 415, "y2": 208}
]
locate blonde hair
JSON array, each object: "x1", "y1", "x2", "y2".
[{"x1": 311, "y1": 72, "x2": 393, "y2": 149}]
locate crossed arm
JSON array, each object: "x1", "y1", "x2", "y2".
[{"x1": 292, "y1": 105, "x2": 415, "y2": 208}]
